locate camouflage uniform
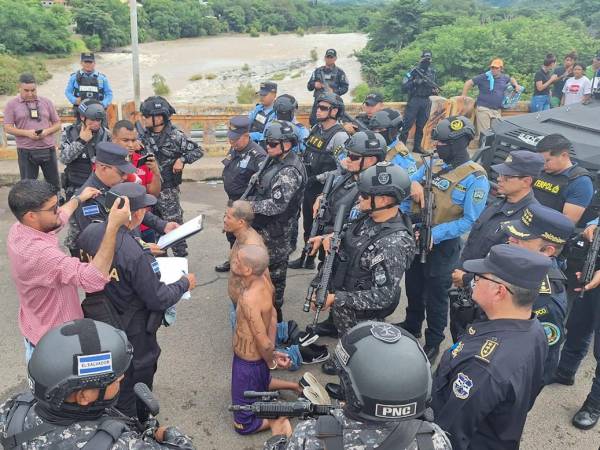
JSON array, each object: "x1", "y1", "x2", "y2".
[
  {"x1": 331, "y1": 214, "x2": 416, "y2": 336},
  {"x1": 0, "y1": 395, "x2": 195, "y2": 449},
  {"x1": 139, "y1": 124, "x2": 203, "y2": 256},
  {"x1": 274, "y1": 409, "x2": 451, "y2": 449}
]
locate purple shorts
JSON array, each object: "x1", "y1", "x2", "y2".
[{"x1": 231, "y1": 354, "x2": 272, "y2": 435}]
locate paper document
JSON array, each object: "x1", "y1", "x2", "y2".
[
  {"x1": 156, "y1": 257, "x2": 191, "y2": 300},
  {"x1": 157, "y1": 214, "x2": 203, "y2": 249}
]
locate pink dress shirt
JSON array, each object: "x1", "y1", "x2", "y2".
[{"x1": 7, "y1": 210, "x2": 109, "y2": 345}]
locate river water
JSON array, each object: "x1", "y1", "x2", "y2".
[{"x1": 1, "y1": 33, "x2": 367, "y2": 107}]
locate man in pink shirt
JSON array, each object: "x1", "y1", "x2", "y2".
[
  {"x1": 6, "y1": 179, "x2": 131, "y2": 361},
  {"x1": 3, "y1": 74, "x2": 62, "y2": 190}
]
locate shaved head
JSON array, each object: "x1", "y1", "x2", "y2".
[{"x1": 238, "y1": 244, "x2": 269, "y2": 276}]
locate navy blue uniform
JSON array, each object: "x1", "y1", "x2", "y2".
[
  {"x1": 77, "y1": 223, "x2": 189, "y2": 419},
  {"x1": 222, "y1": 141, "x2": 267, "y2": 201},
  {"x1": 400, "y1": 65, "x2": 437, "y2": 153},
  {"x1": 432, "y1": 316, "x2": 548, "y2": 450}
]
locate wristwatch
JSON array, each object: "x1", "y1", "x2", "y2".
[{"x1": 73, "y1": 195, "x2": 81, "y2": 206}]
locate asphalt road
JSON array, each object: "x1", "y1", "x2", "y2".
[{"x1": 0, "y1": 182, "x2": 598, "y2": 450}]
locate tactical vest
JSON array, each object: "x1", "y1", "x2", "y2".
[
  {"x1": 64, "y1": 125, "x2": 109, "y2": 188},
  {"x1": 74, "y1": 72, "x2": 105, "y2": 101},
  {"x1": 303, "y1": 123, "x2": 345, "y2": 179},
  {"x1": 332, "y1": 215, "x2": 411, "y2": 316},
  {"x1": 323, "y1": 173, "x2": 358, "y2": 228},
  {"x1": 409, "y1": 67, "x2": 436, "y2": 98},
  {"x1": 533, "y1": 166, "x2": 593, "y2": 228},
  {"x1": 413, "y1": 161, "x2": 485, "y2": 225},
  {"x1": 253, "y1": 152, "x2": 306, "y2": 231},
  {"x1": 249, "y1": 107, "x2": 275, "y2": 133},
  {"x1": 145, "y1": 124, "x2": 184, "y2": 188},
  {"x1": 314, "y1": 66, "x2": 341, "y2": 97}
]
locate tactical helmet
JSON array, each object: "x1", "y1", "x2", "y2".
[
  {"x1": 345, "y1": 131, "x2": 386, "y2": 161},
  {"x1": 357, "y1": 161, "x2": 411, "y2": 202},
  {"x1": 334, "y1": 321, "x2": 431, "y2": 423},
  {"x1": 273, "y1": 94, "x2": 298, "y2": 115},
  {"x1": 316, "y1": 92, "x2": 344, "y2": 118},
  {"x1": 432, "y1": 115, "x2": 475, "y2": 142},
  {"x1": 28, "y1": 319, "x2": 132, "y2": 412},
  {"x1": 264, "y1": 120, "x2": 297, "y2": 144},
  {"x1": 369, "y1": 109, "x2": 404, "y2": 132},
  {"x1": 140, "y1": 95, "x2": 176, "y2": 118},
  {"x1": 78, "y1": 99, "x2": 105, "y2": 121}
]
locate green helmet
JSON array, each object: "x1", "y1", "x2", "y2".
[
  {"x1": 432, "y1": 115, "x2": 475, "y2": 142},
  {"x1": 334, "y1": 321, "x2": 432, "y2": 423},
  {"x1": 357, "y1": 161, "x2": 410, "y2": 202},
  {"x1": 345, "y1": 131, "x2": 386, "y2": 161},
  {"x1": 78, "y1": 99, "x2": 105, "y2": 121}
]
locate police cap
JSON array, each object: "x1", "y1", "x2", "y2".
[
  {"x1": 227, "y1": 115, "x2": 250, "y2": 140},
  {"x1": 95, "y1": 142, "x2": 136, "y2": 174},
  {"x1": 363, "y1": 93, "x2": 384, "y2": 106},
  {"x1": 491, "y1": 150, "x2": 545, "y2": 177},
  {"x1": 257, "y1": 81, "x2": 278, "y2": 96},
  {"x1": 463, "y1": 244, "x2": 552, "y2": 290},
  {"x1": 109, "y1": 182, "x2": 157, "y2": 212},
  {"x1": 421, "y1": 49, "x2": 432, "y2": 59},
  {"x1": 325, "y1": 48, "x2": 337, "y2": 58},
  {"x1": 81, "y1": 52, "x2": 95, "y2": 62},
  {"x1": 503, "y1": 203, "x2": 574, "y2": 245}
]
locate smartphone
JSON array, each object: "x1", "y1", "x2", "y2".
[
  {"x1": 105, "y1": 191, "x2": 124, "y2": 210},
  {"x1": 136, "y1": 154, "x2": 153, "y2": 168},
  {"x1": 35, "y1": 129, "x2": 43, "y2": 135}
]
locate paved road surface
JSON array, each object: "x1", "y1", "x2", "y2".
[{"x1": 0, "y1": 182, "x2": 597, "y2": 449}]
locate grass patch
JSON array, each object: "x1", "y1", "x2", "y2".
[
  {"x1": 241, "y1": 63, "x2": 250, "y2": 72},
  {"x1": 189, "y1": 73, "x2": 203, "y2": 81},
  {"x1": 291, "y1": 72, "x2": 302, "y2": 79},
  {"x1": 205, "y1": 73, "x2": 217, "y2": 80},
  {"x1": 310, "y1": 48, "x2": 318, "y2": 62},
  {"x1": 271, "y1": 72, "x2": 286, "y2": 81},
  {"x1": 152, "y1": 73, "x2": 170, "y2": 96},
  {"x1": 237, "y1": 82, "x2": 256, "y2": 104}
]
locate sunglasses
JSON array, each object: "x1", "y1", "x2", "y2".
[
  {"x1": 266, "y1": 141, "x2": 281, "y2": 148},
  {"x1": 317, "y1": 105, "x2": 333, "y2": 112},
  {"x1": 347, "y1": 153, "x2": 363, "y2": 161},
  {"x1": 472, "y1": 273, "x2": 514, "y2": 294},
  {"x1": 34, "y1": 202, "x2": 59, "y2": 215}
]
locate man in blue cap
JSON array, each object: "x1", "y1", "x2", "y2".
[
  {"x1": 248, "y1": 81, "x2": 278, "y2": 146},
  {"x1": 77, "y1": 182, "x2": 196, "y2": 421},
  {"x1": 432, "y1": 244, "x2": 550, "y2": 450},
  {"x1": 504, "y1": 203, "x2": 574, "y2": 383},
  {"x1": 65, "y1": 142, "x2": 178, "y2": 256},
  {"x1": 65, "y1": 52, "x2": 113, "y2": 110},
  {"x1": 217, "y1": 116, "x2": 267, "y2": 272}
]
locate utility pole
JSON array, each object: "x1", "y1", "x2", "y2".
[{"x1": 129, "y1": 0, "x2": 141, "y2": 110}]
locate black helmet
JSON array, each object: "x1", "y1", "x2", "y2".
[
  {"x1": 264, "y1": 120, "x2": 297, "y2": 144},
  {"x1": 273, "y1": 94, "x2": 298, "y2": 118},
  {"x1": 28, "y1": 319, "x2": 132, "y2": 413},
  {"x1": 334, "y1": 321, "x2": 431, "y2": 423},
  {"x1": 369, "y1": 110, "x2": 404, "y2": 145},
  {"x1": 345, "y1": 131, "x2": 386, "y2": 161},
  {"x1": 432, "y1": 115, "x2": 475, "y2": 142},
  {"x1": 78, "y1": 99, "x2": 105, "y2": 121},
  {"x1": 140, "y1": 96, "x2": 176, "y2": 118},
  {"x1": 316, "y1": 92, "x2": 344, "y2": 118},
  {"x1": 357, "y1": 161, "x2": 410, "y2": 203}
]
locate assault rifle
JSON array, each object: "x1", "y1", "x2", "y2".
[
  {"x1": 419, "y1": 153, "x2": 435, "y2": 263},
  {"x1": 341, "y1": 112, "x2": 369, "y2": 132},
  {"x1": 409, "y1": 65, "x2": 442, "y2": 94},
  {"x1": 302, "y1": 173, "x2": 335, "y2": 256},
  {"x1": 303, "y1": 205, "x2": 347, "y2": 326},
  {"x1": 229, "y1": 391, "x2": 335, "y2": 420},
  {"x1": 240, "y1": 157, "x2": 272, "y2": 201},
  {"x1": 579, "y1": 225, "x2": 600, "y2": 297},
  {"x1": 135, "y1": 121, "x2": 157, "y2": 157}
]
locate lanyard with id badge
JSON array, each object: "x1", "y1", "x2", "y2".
[{"x1": 26, "y1": 100, "x2": 41, "y2": 121}]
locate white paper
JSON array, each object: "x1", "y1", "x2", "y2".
[
  {"x1": 157, "y1": 214, "x2": 203, "y2": 249},
  {"x1": 156, "y1": 257, "x2": 191, "y2": 300}
]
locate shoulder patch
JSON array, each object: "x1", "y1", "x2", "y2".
[
  {"x1": 451, "y1": 341, "x2": 464, "y2": 358},
  {"x1": 273, "y1": 189, "x2": 282, "y2": 200},
  {"x1": 453, "y1": 373, "x2": 473, "y2": 400},
  {"x1": 151, "y1": 260, "x2": 160, "y2": 274},
  {"x1": 475, "y1": 339, "x2": 499, "y2": 363},
  {"x1": 82, "y1": 204, "x2": 100, "y2": 217},
  {"x1": 542, "y1": 322, "x2": 561, "y2": 346},
  {"x1": 473, "y1": 189, "x2": 486, "y2": 203},
  {"x1": 370, "y1": 252, "x2": 385, "y2": 267},
  {"x1": 539, "y1": 275, "x2": 552, "y2": 295}
]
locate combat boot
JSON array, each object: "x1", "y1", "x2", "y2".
[
  {"x1": 572, "y1": 400, "x2": 600, "y2": 430},
  {"x1": 304, "y1": 255, "x2": 316, "y2": 270},
  {"x1": 288, "y1": 251, "x2": 307, "y2": 269}
]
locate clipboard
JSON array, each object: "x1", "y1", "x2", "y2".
[{"x1": 157, "y1": 214, "x2": 204, "y2": 250}]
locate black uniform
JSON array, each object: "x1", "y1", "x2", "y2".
[
  {"x1": 320, "y1": 170, "x2": 360, "y2": 234},
  {"x1": 78, "y1": 223, "x2": 189, "y2": 419},
  {"x1": 307, "y1": 66, "x2": 349, "y2": 126},
  {"x1": 401, "y1": 64, "x2": 437, "y2": 153}
]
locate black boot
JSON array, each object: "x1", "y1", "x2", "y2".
[
  {"x1": 304, "y1": 255, "x2": 316, "y2": 270},
  {"x1": 312, "y1": 314, "x2": 338, "y2": 338},
  {"x1": 572, "y1": 400, "x2": 600, "y2": 430},
  {"x1": 288, "y1": 251, "x2": 306, "y2": 269}
]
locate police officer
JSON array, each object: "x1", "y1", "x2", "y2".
[
  {"x1": 307, "y1": 49, "x2": 349, "y2": 126},
  {"x1": 432, "y1": 244, "x2": 550, "y2": 450},
  {"x1": 314, "y1": 163, "x2": 416, "y2": 376},
  {"x1": 59, "y1": 99, "x2": 110, "y2": 200},
  {"x1": 0, "y1": 319, "x2": 194, "y2": 449},
  {"x1": 503, "y1": 203, "x2": 574, "y2": 384},
  {"x1": 368, "y1": 109, "x2": 416, "y2": 175},
  {"x1": 264, "y1": 321, "x2": 451, "y2": 450},
  {"x1": 342, "y1": 92, "x2": 384, "y2": 135},
  {"x1": 291, "y1": 92, "x2": 349, "y2": 269},
  {"x1": 216, "y1": 116, "x2": 267, "y2": 272},
  {"x1": 273, "y1": 94, "x2": 309, "y2": 152},
  {"x1": 246, "y1": 120, "x2": 307, "y2": 322},
  {"x1": 65, "y1": 142, "x2": 177, "y2": 256},
  {"x1": 401, "y1": 116, "x2": 489, "y2": 361},
  {"x1": 77, "y1": 183, "x2": 197, "y2": 420},
  {"x1": 138, "y1": 96, "x2": 204, "y2": 257},
  {"x1": 400, "y1": 50, "x2": 439, "y2": 154},
  {"x1": 65, "y1": 52, "x2": 113, "y2": 110},
  {"x1": 249, "y1": 81, "x2": 278, "y2": 145}
]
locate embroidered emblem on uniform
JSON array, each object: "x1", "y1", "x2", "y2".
[
  {"x1": 468, "y1": 326, "x2": 476, "y2": 335},
  {"x1": 542, "y1": 322, "x2": 561, "y2": 346},
  {"x1": 473, "y1": 189, "x2": 485, "y2": 203},
  {"x1": 273, "y1": 190, "x2": 282, "y2": 200},
  {"x1": 335, "y1": 341, "x2": 350, "y2": 366},
  {"x1": 375, "y1": 271, "x2": 387, "y2": 286},
  {"x1": 370, "y1": 323, "x2": 402, "y2": 343},
  {"x1": 534, "y1": 306, "x2": 548, "y2": 317},
  {"x1": 539, "y1": 276, "x2": 552, "y2": 294},
  {"x1": 377, "y1": 172, "x2": 391, "y2": 185},
  {"x1": 370, "y1": 253, "x2": 385, "y2": 267},
  {"x1": 432, "y1": 177, "x2": 451, "y2": 191},
  {"x1": 82, "y1": 204, "x2": 100, "y2": 216},
  {"x1": 476, "y1": 339, "x2": 498, "y2": 362},
  {"x1": 239, "y1": 156, "x2": 250, "y2": 169},
  {"x1": 77, "y1": 352, "x2": 113, "y2": 376},
  {"x1": 453, "y1": 373, "x2": 473, "y2": 400},
  {"x1": 450, "y1": 119, "x2": 464, "y2": 131},
  {"x1": 451, "y1": 341, "x2": 464, "y2": 358},
  {"x1": 151, "y1": 260, "x2": 160, "y2": 273}
]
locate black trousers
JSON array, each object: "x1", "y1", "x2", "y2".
[
  {"x1": 301, "y1": 183, "x2": 323, "y2": 243},
  {"x1": 400, "y1": 96, "x2": 431, "y2": 152},
  {"x1": 17, "y1": 147, "x2": 60, "y2": 190}
]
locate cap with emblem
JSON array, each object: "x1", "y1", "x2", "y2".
[
  {"x1": 81, "y1": 52, "x2": 95, "y2": 62},
  {"x1": 257, "y1": 81, "x2": 278, "y2": 96},
  {"x1": 363, "y1": 93, "x2": 384, "y2": 106},
  {"x1": 95, "y1": 142, "x2": 136, "y2": 174},
  {"x1": 421, "y1": 50, "x2": 432, "y2": 59},
  {"x1": 227, "y1": 115, "x2": 250, "y2": 140},
  {"x1": 325, "y1": 48, "x2": 337, "y2": 58},
  {"x1": 463, "y1": 244, "x2": 552, "y2": 290},
  {"x1": 503, "y1": 203, "x2": 574, "y2": 245},
  {"x1": 491, "y1": 150, "x2": 545, "y2": 177},
  {"x1": 109, "y1": 182, "x2": 157, "y2": 211}
]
